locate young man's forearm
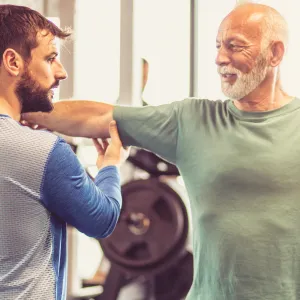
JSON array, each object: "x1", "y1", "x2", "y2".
[
  {"x1": 22, "y1": 100, "x2": 114, "y2": 138},
  {"x1": 42, "y1": 139, "x2": 122, "y2": 238}
]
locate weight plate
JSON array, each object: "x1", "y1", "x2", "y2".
[
  {"x1": 127, "y1": 148, "x2": 180, "y2": 176},
  {"x1": 99, "y1": 178, "x2": 188, "y2": 274},
  {"x1": 154, "y1": 251, "x2": 193, "y2": 300}
]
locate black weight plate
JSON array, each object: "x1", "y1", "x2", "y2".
[
  {"x1": 128, "y1": 148, "x2": 180, "y2": 176},
  {"x1": 154, "y1": 251, "x2": 193, "y2": 300},
  {"x1": 99, "y1": 178, "x2": 188, "y2": 272}
]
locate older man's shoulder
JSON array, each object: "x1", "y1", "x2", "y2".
[
  {"x1": 181, "y1": 97, "x2": 229, "y2": 105},
  {"x1": 177, "y1": 97, "x2": 230, "y2": 112}
]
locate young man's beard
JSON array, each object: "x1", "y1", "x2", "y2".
[{"x1": 15, "y1": 70, "x2": 55, "y2": 114}]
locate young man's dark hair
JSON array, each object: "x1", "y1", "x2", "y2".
[{"x1": 0, "y1": 4, "x2": 71, "y2": 64}]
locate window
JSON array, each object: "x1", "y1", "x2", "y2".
[
  {"x1": 134, "y1": 0, "x2": 190, "y2": 105},
  {"x1": 74, "y1": 0, "x2": 120, "y2": 102}
]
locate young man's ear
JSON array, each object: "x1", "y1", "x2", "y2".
[{"x1": 2, "y1": 48, "x2": 24, "y2": 77}]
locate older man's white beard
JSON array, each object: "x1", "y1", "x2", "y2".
[{"x1": 219, "y1": 55, "x2": 268, "y2": 100}]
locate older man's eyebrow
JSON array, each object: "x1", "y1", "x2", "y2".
[{"x1": 216, "y1": 36, "x2": 250, "y2": 45}]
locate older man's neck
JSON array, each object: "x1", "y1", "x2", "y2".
[{"x1": 233, "y1": 84, "x2": 293, "y2": 112}]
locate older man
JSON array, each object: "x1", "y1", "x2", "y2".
[{"x1": 23, "y1": 3, "x2": 300, "y2": 300}]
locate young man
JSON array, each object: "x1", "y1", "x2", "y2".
[
  {"x1": 23, "y1": 3, "x2": 300, "y2": 300},
  {"x1": 0, "y1": 5, "x2": 128, "y2": 300}
]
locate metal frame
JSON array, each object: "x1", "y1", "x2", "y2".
[{"x1": 118, "y1": 0, "x2": 142, "y2": 106}]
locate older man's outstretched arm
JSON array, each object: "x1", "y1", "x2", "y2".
[{"x1": 22, "y1": 100, "x2": 114, "y2": 138}]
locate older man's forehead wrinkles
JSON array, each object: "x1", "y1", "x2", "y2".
[
  {"x1": 217, "y1": 28, "x2": 243, "y2": 40},
  {"x1": 218, "y1": 25, "x2": 261, "y2": 44}
]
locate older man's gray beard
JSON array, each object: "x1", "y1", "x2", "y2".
[{"x1": 218, "y1": 53, "x2": 268, "y2": 100}]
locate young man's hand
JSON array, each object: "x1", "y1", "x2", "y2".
[{"x1": 93, "y1": 120, "x2": 129, "y2": 170}]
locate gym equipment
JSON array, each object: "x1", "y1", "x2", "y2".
[
  {"x1": 127, "y1": 148, "x2": 180, "y2": 177},
  {"x1": 154, "y1": 251, "x2": 193, "y2": 300},
  {"x1": 79, "y1": 147, "x2": 192, "y2": 300},
  {"x1": 99, "y1": 178, "x2": 189, "y2": 276}
]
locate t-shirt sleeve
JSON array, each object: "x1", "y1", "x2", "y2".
[
  {"x1": 113, "y1": 102, "x2": 179, "y2": 164},
  {"x1": 41, "y1": 138, "x2": 121, "y2": 239}
]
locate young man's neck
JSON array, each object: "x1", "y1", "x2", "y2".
[{"x1": 0, "y1": 95, "x2": 21, "y2": 121}]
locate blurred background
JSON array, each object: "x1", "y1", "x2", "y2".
[{"x1": 3, "y1": 0, "x2": 300, "y2": 299}]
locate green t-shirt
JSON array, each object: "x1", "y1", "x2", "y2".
[{"x1": 113, "y1": 98, "x2": 300, "y2": 300}]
